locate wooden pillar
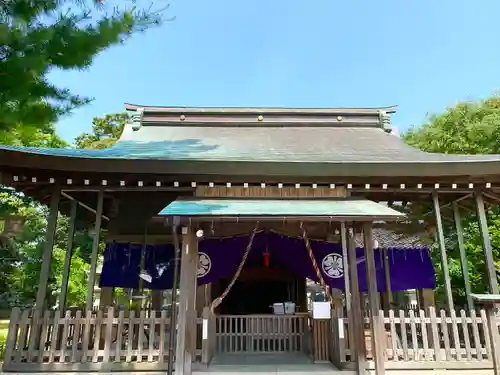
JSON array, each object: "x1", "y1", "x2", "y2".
[
  {"x1": 196, "y1": 284, "x2": 208, "y2": 314},
  {"x1": 363, "y1": 223, "x2": 385, "y2": 375},
  {"x1": 59, "y1": 200, "x2": 77, "y2": 311},
  {"x1": 86, "y1": 190, "x2": 104, "y2": 311},
  {"x1": 474, "y1": 191, "x2": 500, "y2": 296},
  {"x1": 152, "y1": 290, "x2": 163, "y2": 310},
  {"x1": 432, "y1": 191, "x2": 454, "y2": 311},
  {"x1": 35, "y1": 185, "x2": 60, "y2": 310},
  {"x1": 99, "y1": 287, "x2": 114, "y2": 308},
  {"x1": 452, "y1": 202, "x2": 473, "y2": 310},
  {"x1": 298, "y1": 279, "x2": 307, "y2": 312},
  {"x1": 347, "y1": 226, "x2": 366, "y2": 375},
  {"x1": 382, "y1": 248, "x2": 393, "y2": 311},
  {"x1": 340, "y1": 222, "x2": 351, "y2": 310},
  {"x1": 167, "y1": 221, "x2": 181, "y2": 375},
  {"x1": 419, "y1": 289, "x2": 436, "y2": 310},
  {"x1": 175, "y1": 227, "x2": 198, "y2": 375}
]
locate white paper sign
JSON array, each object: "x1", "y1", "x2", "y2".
[
  {"x1": 202, "y1": 318, "x2": 208, "y2": 340},
  {"x1": 312, "y1": 302, "x2": 331, "y2": 319},
  {"x1": 338, "y1": 318, "x2": 344, "y2": 338}
]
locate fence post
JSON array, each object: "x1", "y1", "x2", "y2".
[
  {"x1": 211, "y1": 311, "x2": 217, "y2": 356},
  {"x1": 103, "y1": 307, "x2": 114, "y2": 363},
  {"x1": 330, "y1": 308, "x2": 341, "y2": 367},
  {"x1": 201, "y1": 307, "x2": 210, "y2": 365},
  {"x1": 485, "y1": 306, "x2": 500, "y2": 375},
  {"x1": 3, "y1": 308, "x2": 21, "y2": 366}
]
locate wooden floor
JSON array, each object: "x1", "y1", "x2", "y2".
[{"x1": 203, "y1": 353, "x2": 351, "y2": 374}]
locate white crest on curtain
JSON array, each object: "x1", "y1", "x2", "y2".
[
  {"x1": 321, "y1": 253, "x2": 344, "y2": 279},
  {"x1": 198, "y1": 252, "x2": 211, "y2": 278}
]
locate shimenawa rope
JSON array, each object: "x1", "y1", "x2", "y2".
[
  {"x1": 210, "y1": 222, "x2": 260, "y2": 312},
  {"x1": 300, "y1": 222, "x2": 335, "y2": 308}
]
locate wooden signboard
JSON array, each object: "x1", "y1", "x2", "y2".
[{"x1": 196, "y1": 186, "x2": 348, "y2": 198}]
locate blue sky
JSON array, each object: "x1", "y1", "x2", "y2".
[{"x1": 50, "y1": 0, "x2": 500, "y2": 142}]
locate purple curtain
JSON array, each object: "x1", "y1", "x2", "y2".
[{"x1": 99, "y1": 231, "x2": 435, "y2": 291}]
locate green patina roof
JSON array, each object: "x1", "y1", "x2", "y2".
[
  {"x1": 470, "y1": 294, "x2": 500, "y2": 304},
  {"x1": 3, "y1": 105, "x2": 500, "y2": 180},
  {"x1": 2, "y1": 124, "x2": 500, "y2": 164},
  {"x1": 158, "y1": 198, "x2": 405, "y2": 220}
]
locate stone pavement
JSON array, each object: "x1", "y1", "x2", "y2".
[
  {"x1": 0, "y1": 370, "x2": 494, "y2": 375},
  {"x1": 0, "y1": 354, "x2": 495, "y2": 375}
]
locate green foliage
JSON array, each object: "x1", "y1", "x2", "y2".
[
  {"x1": 403, "y1": 94, "x2": 500, "y2": 307},
  {"x1": 0, "y1": 0, "x2": 161, "y2": 131},
  {"x1": 0, "y1": 332, "x2": 6, "y2": 361},
  {"x1": 0, "y1": 183, "x2": 95, "y2": 309},
  {"x1": 404, "y1": 95, "x2": 500, "y2": 155},
  {"x1": 0, "y1": 124, "x2": 67, "y2": 147},
  {"x1": 75, "y1": 112, "x2": 131, "y2": 149}
]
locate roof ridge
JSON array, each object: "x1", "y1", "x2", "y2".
[{"x1": 125, "y1": 103, "x2": 398, "y2": 114}]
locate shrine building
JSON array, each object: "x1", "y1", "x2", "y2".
[{"x1": 1, "y1": 104, "x2": 500, "y2": 375}]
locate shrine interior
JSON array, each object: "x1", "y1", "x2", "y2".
[{"x1": 214, "y1": 256, "x2": 307, "y2": 315}]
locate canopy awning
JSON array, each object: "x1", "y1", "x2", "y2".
[{"x1": 158, "y1": 197, "x2": 405, "y2": 222}]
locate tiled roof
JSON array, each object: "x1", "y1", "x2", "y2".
[{"x1": 355, "y1": 228, "x2": 427, "y2": 249}]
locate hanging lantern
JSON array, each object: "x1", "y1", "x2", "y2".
[
  {"x1": 2, "y1": 215, "x2": 25, "y2": 237},
  {"x1": 263, "y1": 247, "x2": 270, "y2": 268}
]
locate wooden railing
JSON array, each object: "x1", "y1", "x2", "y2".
[
  {"x1": 214, "y1": 313, "x2": 308, "y2": 353},
  {"x1": 3, "y1": 307, "x2": 203, "y2": 372},
  {"x1": 7, "y1": 306, "x2": 497, "y2": 372},
  {"x1": 334, "y1": 307, "x2": 498, "y2": 370}
]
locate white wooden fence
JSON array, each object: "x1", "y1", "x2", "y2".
[
  {"x1": 215, "y1": 313, "x2": 308, "y2": 353},
  {"x1": 2, "y1": 307, "x2": 203, "y2": 372},
  {"x1": 333, "y1": 307, "x2": 498, "y2": 370},
  {"x1": 4, "y1": 306, "x2": 499, "y2": 372}
]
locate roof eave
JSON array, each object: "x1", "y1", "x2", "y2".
[
  {"x1": 160, "y1": 215, "x2": 404, "y2": 223},
  {"x1": 2, "y1": 150, "x2": 500, "y2": 180}
]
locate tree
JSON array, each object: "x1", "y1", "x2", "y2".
[
  {"x1": 0, "y1": 123, "x2": 90, "y2": 308},
  {"x1": 404, "y1": 95, "x2": 500, "y2": 154},
  {"x1": 403, "y1": 95, "x2": 500, "y2": 307},
  {"x1": 0, "y1": 111, "x2": 130, "y2": 309},
  {"x1": 0, "y1": 0, "x2": 161, "y2": 131},
  {"x1": 75, "y1": 112, "x2": 131, "y2": 149}
]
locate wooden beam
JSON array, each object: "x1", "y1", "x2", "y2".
[
  {"x1": 363, "y1": 223, "x2": 385, "y2": 375},
  {"x1": 195, "y1": 185, "x2": 348, "y2": 198},
  {"x1": 474, "y1": 191, "x2": 500, "y2": 296},
  {"x1": 59, "y1": 200, "x2": 77, "y2": 311},
  {"x1": 86, "y1": 190, "x2": 105, "y2": 311},
  {"x1": 452, "y1": 202, "x2": 473, "y2": 311},
  {"x1": 432, "y1": 191, "x2": 454, "y2": 311},
  {"x1": 482, "y1": 191, "x2": 500, "y2": 204},
  {"x1": 35, "y1": 184, "x2": 60, "y2": 310},
  {"x1": 347, "y1": 226, "x2": 366, "y2": 375},
  {"x1": 61, "y1": 191, "x2": 110, "y2": 221}
]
